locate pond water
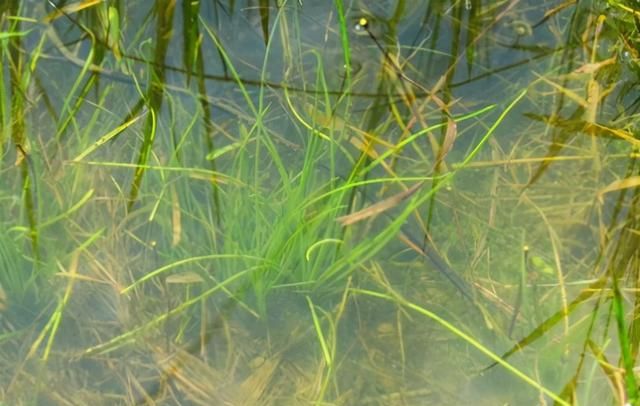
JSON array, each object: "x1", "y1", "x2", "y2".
[{"x1": 1, "y1": 0, "x2": 639, "y2": 405}]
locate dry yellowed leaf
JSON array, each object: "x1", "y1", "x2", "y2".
[
  {"x1": 597, "y1": 176, "x2": 640, "y2": 203},
  {"x1": 573, "y1": 57, "x2": 616, "y2": 75},
  {"x1": 337, "y1": 182, "x2": 424, "y2": 226}
]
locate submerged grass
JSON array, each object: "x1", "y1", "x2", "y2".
[{"x1": 1, "y1": 0, "x2": 640, "y2": 404}]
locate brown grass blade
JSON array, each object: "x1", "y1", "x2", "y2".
[
  {"x1": 433, "y1": 118, "x2": 457, "y2": 169},
  {"x1": 337, "y1": 182, "x2": 424, "y2": 226}
]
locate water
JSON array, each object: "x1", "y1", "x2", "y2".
[{"x1": 0, "y1": 0, "x2": 638, "y2": 404}]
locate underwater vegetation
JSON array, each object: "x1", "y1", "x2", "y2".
[{"x1": 1, "y1": 0, "x2": 640, "y2": 404}]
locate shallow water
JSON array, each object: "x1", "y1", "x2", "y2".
[{"x1": 1, "y1": 0, "x2": 638, "y2": 404}]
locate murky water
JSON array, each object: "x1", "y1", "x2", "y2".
[{"x1": 1, "y1": 0, "x2": 638, "y2": 404}]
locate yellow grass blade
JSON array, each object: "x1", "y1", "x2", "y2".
[
  {"x1": 44, "y1": 0, "x2": 104, "y2": 22},
  {"x1": 535, "y1": 74, "x2": 588, "y2": 109},
  {"x1": 598, "y1": 176, "x2": 640, "y2": 203}
]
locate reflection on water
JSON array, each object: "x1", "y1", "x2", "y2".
[{"x1": 0, "y1": 0, "x2": 638, "y2": 404}]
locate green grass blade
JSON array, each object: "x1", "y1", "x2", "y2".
[{"x1": 352, "y1": 288, "x2": 570, "y2": 406}]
